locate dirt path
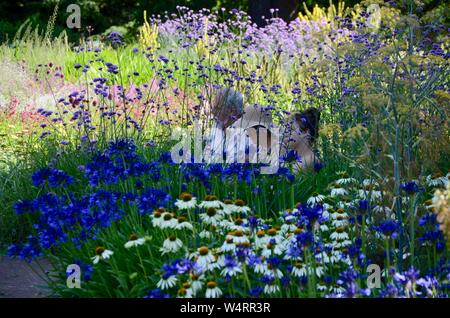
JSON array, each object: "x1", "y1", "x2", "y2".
[{"x1": 0, "y1": 255, "x2": 52, "y2": 298}]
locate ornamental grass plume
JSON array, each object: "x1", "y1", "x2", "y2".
[{"x1": 432, "y1": 183, "x2": 450, "y2": 246}]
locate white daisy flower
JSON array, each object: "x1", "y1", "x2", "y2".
[
  {"x1": 151, "y1": 209, "x2": 164, "y2": 227},
  {"x1": 233, "y1": 199, "x2": 251, "y2": 214},
  {"x1": 222, "y1": 199, "x2": 238, "y2": 215},
  {"x1": 159, "y1": 212, "x2": 178, "y2": 229},
  {"x1": 199, "y1": 230, "x2": 213, "y2": 239},
  {"x1": 330, "y1": 227, "x2": 349, "y2": 240},
  {"x1": 195, "y1": 246, "x2": 215, "y2": 269},
  {"x1": 280, "y1": 215, "x2": 297, "y2": 233},
  {"x1": 160, "y1": 235, "x2": 183, "y2": 254},
  {"x1": 205, "y1": 281, "x2": 222, "y2": 298},
  {"x1": 220, "y1": 238, "x2": 237, "y2": 252},
  {"x1": 175, "y1": 216, "x2": 194, "y2": 231},
  {"x1": 124, "y1": 234, "x2": 146, "y2": 249},
  {"x1": 332, "y1": 239, "x2": 352, "y2": 250},
  {"x1": 317, "y1": 284, "x2": 327, "y2": 291},
  {"x1": 373, "y1": 205, "x2": 392, "y2": 215},
  {"x1": 264, "y1": 283, "x2": 280, "y2": 295},
  {"x1": 307, "y1": 193, "x2": 326, "y2": 205},
  {"x1": 426, "y1": 172, "x2": 448, "y2": 188},
  {"x1": 332, "y1": 214, "x2": 348, "y2": 227},
  {"x1": 91, "y1": 246, "x2": 114, "y2": 264},
  {"x1": 175, "y1": 192, "x2": 197, "y2": 210},
  {"x1": 226, "y1": 230, "x2": 249, "y2": 244},
  {"x1": 198, "y1": 195, "x2": 224, "y2": 209},
  {"x1": 331, "y1": 208, "x2": 348, "y2": 219},
  {"x1": 199, "y1": 207, "x2": 224, "y2": 226},
  {"x1": 189, "y1": 274, "x2": 204, "y2": 295},
  {"x1": 330, "y1": 187, "x2": 348, "y2": 197},
  {"x1": 363, "y1": 179, "x2": 379, "y2": 187},
  {"x1": 358, "y1": 189, "x2": 383, "y2": 200},
  {"x1": 254, "y1": 230, "x2": 269, "y2": 248},
  {"x1": 177, "y1": 286, "x2": 193, "y2": 298},
  {"x1": 157, "y1": 275, "x2": 177, "y2": 290},
  {"x1": 336, "y1": 177, "x2": 357, "y2": 185},
  {"x1": 291, "y1": 262, "x2": 307, "y2": 277}
]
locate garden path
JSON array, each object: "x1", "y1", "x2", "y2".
[{"x1": 0, "y1": 256, "x2": 52, "y2": 298}]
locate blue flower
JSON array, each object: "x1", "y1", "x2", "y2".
[
  {"x1": 400, "y1": 181, "x2": 420, "y2": 194},
  {"x1": 375, "y1": 220, "x2": 399, "y2": 238},
  {"x1": 137, "y1": 188, "x2": 171, "y2": 214}
]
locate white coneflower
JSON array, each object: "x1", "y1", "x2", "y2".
[
  {"x1": 280, "y1": 215, "x2": 297, "y2": 233},
  {"x1": 157, "y1": 274, "x2": 177, "y2": 290},
  {"x1": 199, "y1": 229, "x2": 213, "y2": 239},
  {"x1": 175, "y1": 192, "x2": 197, "y2": 210},
  {"x1": 358, "y1": 189, "x2": 383, "y2": 200},
  {"x1": 195, "y1": 246, "x2": 215, "y2": 269},
  {"x1": 336, "y1": 177, "x2": 357, "y2": 185},
  {"x1": 254, "y1": 230, "x2": 269, "y2": 248},
  {"x1": 222, "y1": 199, "x2": 238, "y2": 215},
  {"x1": 226, "y1": 230, "x2": 249, "y2": 244},
  {"x1": 205, "y1": 281, "x2": 222, "y2": 298},
  {"x1": 91, "y1": 246, "x2": 114, "y2": 264},
  {"x1": 124, "y1": 233, "x2": 146, "y2": 249},
  {"x1": 189, "y1": 274, "x2": 204, "y2": 295},
  {"x1": 160, "y1": 235, "x2": 183, "y2": 254},
  {"x1": 426, "y1": 172, "x2": 448, "y2": 188},
  {"x1": 220, "y1": 237, "x2": 236, "y2": 252},
  {"x1": 226, "y1": 217, "x2": 248, "y2": 232},
  {"x1": 332, "y1": 238, "x2": 352, "y2": 250},
  {"x1": 373, "y1": 205, "x2": 392, "y2": 215},
  {"x1": 233, "y1": 199, "x2": 251, "y2": 215},
  {"x1": 175, "y1": 216, "x2": 194, "y2": 231},
  {"x1": 330, "y1": 226, "x2": 349, "y2": 240},
  {"x1": 332, "y1": 214, "x2": 348, "y2": 227},
  {"x1": 332, "y1": 285, "x2": 346, "y2": 295},
  {"x1": 160, "y1": 212, "x2": 178, "y2": 229},
  {"x1": 291, "y1": 262, "x2": 307, "y2": 277},
  {"x1": 151, "y1": 208, "x2": 164, "y2": 227},
  {"x1": 330, "y1": 186, "x2": 348, "y2": 197},
  {"x1": 264, "y1": 264, "x2": 283, "y2": 279},
  {"x1": 198, "y1": 195, "x2": 223, "y2": 209},
  {"x1": 307, "y1": 193, "x2": 326, "y2": 205},
  {"x1": 331, "y1": 208, "x2": 348, "y2": 220},
  {"x1": 199, "y1": 207, "x2": 223, "y2": 226},
  {"x1": 314, "y1": 264, "x2": 324, "y2": 277},
  {"x1": 264, "y1": 279, "x2": 280, "y2": 295},
  {"x1": 363, "y1": 179, "x2": 379, "y2": 187},
  {"x1": 317, "y1": 284, "x2": 327, "y2": 291},
  {"x1": 177, "y1": 286, "x2": 193, "y2": 298}
]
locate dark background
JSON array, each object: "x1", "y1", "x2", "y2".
[{"x1": 0, "y1": 0, "x2": 445, "y2": 43}]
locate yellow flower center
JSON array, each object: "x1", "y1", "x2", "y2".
[
  {"x1": 199, "y1": 246, "x2": 209, "y2": 255},
  {"x1": 207, "y1": 207, "x2": 217, "y2": 216},
  {"x1": 180, "y1": 192, "x2": 193, "y2": 201},
  {"x1": 95, "y1": 246, "x2": 105, "y2": 255},
  {"x1": 205, "y1": 195, "x2": 218, "y2": 201},
  {"x1": 256, "y1": 230, "x2": 266, "y2": 237},
  {"x1": 129, "y1": 234, "x2": 138, "y2": 241},
  {"x1": 235, "y1": 199, "x2": 245, "y2": 207},
  {"x1": 206, "y1": 281, "x2": 217, "y2": 289}
]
